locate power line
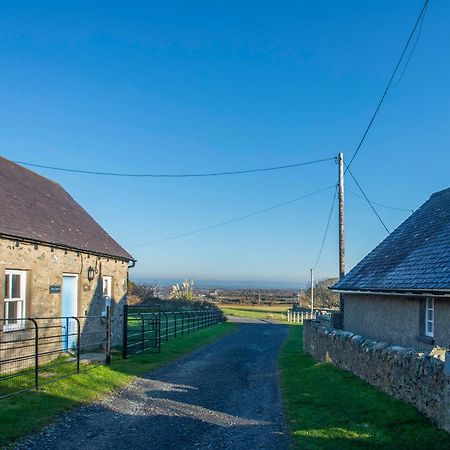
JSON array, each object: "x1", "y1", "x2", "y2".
[
  {"x1": 346, "y1": 0, "x2": 430, "y2": 172},
  {"x1": 345, "y1": 166, "x2": 390, "y2": 234},
  {"x1": 15, "y1": 156, "x2": 336, "y2": 178},
  {"x1": 346, "y1": 187, "x2": 413, "y2": 213},
  {"x1": 128, "y1": 185, "x2": 335, "y2": 248},
  {"x1": 313, "y1": 185, "x2": 338, "y2": 270},
  {"x1": 391, "y1": 1, "x2": 428, "y2": 89}
]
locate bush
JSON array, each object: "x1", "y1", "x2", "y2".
[{"x1": 128, "y1": 282, "x2": 223, "y2": 316}]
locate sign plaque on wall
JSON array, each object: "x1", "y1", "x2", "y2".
[{"x1": 49, "y1": 285, "x2": 61, "y2": 294}]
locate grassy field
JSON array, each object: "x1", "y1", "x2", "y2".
[
  {"x1": 279, "y1": 325, "x2": 450, "y2": 449},
  {"x1": 219, "y1": 304, "x2": 289, "y2": 320},
  {"x1": 0, "y1": 322, "x2": 236, "y2": 445}
]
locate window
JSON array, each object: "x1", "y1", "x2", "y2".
[
  {"x1": 102, "y1": 276, "x2": 112, "y2": 298},
  {"x1": 425, "y1": 297, "x2": 434, "y2": 337},
  {"x1": 4, "y1": 270, "x2": 26, "y2": 331},
  {"x1": 102, "y1": 276, "x2": 112, "y2": 317}
]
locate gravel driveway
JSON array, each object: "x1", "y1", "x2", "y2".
[{"x1": 16, "y1": 318, "x2": 291, "y2": 450}]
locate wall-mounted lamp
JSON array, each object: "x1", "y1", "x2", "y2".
[{"x1": 87, "y1": 266, "x2": 95, "y2": 282}]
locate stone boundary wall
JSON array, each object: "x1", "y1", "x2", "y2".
[{"x1": 303, "y1": 320, "x2": 450, "y2": 432}]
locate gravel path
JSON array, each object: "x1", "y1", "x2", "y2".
[{"x1": 16, "y1": 319, "x2": 291, "y2": 450}]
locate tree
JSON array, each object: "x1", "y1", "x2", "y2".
[
  {"x1": 301, "y1": 277, "x2": 339, "y2": 309},
  {"x1": 130, "y1": 282, "x2": 161, "y2": 302}
]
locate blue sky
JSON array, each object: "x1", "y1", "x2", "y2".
[{"x1": 1, "y1": 1, "x2": 449, "y2": 287}]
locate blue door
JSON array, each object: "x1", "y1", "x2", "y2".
[{"x1": 62, "y1": 275, "x2": 78, "y2": 351}]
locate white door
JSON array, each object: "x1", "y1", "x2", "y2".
[{"x1": 62, "y1": 274, "x2": 78, "y2": 350}]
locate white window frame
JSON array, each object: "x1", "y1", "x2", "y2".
[
  {"x1": 425, "y1": 297, "x2": 434, "y2": 338},
  {"x1": 4, "y1": 269, "x2": 27, "y2": 331},
  {"x1": 102, "y1": 276, "x2": 112, "y2": 317}
]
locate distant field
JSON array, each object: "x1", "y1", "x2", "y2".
[{"x1": 219, "y1": 304, "x2": 290, "y2": 320}]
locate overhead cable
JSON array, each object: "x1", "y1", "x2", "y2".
[
  {"x1": 346, "y1": 166, "x2": 391, "y2": 234},
  {"x1": 15, "y1": 156, "x2": 336, "y2": 178},
  {"x1": 347, "y1": 187, "x2": 413, "y2": 213},
  {"x1": 346, "y1": 0, "x2": 430, "y2": 171},
  {"x1": 313, "y1": 185, "x2": 338, "y2": 270},
  {"x1": 128, "y1": 185, "x2": 335, "y2": 248}
]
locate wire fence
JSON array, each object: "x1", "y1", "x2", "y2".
[
  {"x1": 122, "y1": 306, "x2": 224, "y2": 359},
  {"x1": 0, "y1": 309, "x2": 110, "y2": 399}
]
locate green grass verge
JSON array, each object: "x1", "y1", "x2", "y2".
[
  {"x1": 0, "y1": 322, "x2": 236, "y2": 445},
  {"x1": 220, "y1": 304, "x2": 289, "y2": 321},
  {"x1": 279, "y1": 325, "x2": 450, "y2": 449}
]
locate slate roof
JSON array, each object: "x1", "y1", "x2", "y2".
[
  {"x1": 332, "y1": 187, "x2": 450, "y2": 294},
  {"x1": 0, "y1": 156, "x2": 134, "y2": 261}
]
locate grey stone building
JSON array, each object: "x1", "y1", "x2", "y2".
[
  {"x1": 0, "y1": 156, "x2": 134, "y2": 345},
  {"x1": 331, "y1": 187, "x2": 450, "y2": 350}
]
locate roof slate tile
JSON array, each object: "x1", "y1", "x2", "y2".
[
  {"x1": 332, "y1": 187, "x2": 450, "y2": 293},
  {"x1": 0, "y1": 157, "x2": 133, "y2": 260}
]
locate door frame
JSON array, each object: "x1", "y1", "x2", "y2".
[
  {"x1": 61, "y1": 273, "x2": 79, "y2": 351},
  {"x1": 61, "y1": 273, "x2": 79, "y2": 317}
]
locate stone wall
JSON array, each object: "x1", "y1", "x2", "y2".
[
  {"x1": 303, "y1": 320, "x2": 450, "y2": 432},
  {"x1": 0, "y1": 237, "x2": 129, "y2": 345}
]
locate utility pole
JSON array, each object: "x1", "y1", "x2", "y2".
[
  {"x1": 338, "y1": 152, "x2": 345, "y2": 313},
  {"x1": 310, "y1": 268, "x2": 314, "y2": 313}
]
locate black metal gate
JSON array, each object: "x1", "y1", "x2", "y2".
[
  {"x1": 0, "y1": 310, "x2": 111, "y2": 399},
  {"x1": 122, "y1": 305, "x2": 161, "y2": 358}
]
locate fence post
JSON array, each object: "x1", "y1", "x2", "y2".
[
  {"x1": 105, "y1": 307, "x2": 111, "y2": 365},
  {"x1": 174, "y1": 312, "x2": 177, "y2": 338},
  {"x1": 122, "y1": 305, "x2": 128, "y2": 359},
  {"x1": 164, "y1": 312, "x2": 169, "y2": 341},
  {"x1": 181, "y1": 312, "x2": 185, "y2": 335},
  {"x1": 72, "y1": 317, "x2": 81, "y2": 372},
  {"x1": 157, "y1": 313, "x2": 161, "y2": 353},
  {"x1": 140, "y1": 313, "x2": 145, "y2": 351},
  {"x1": 29, "y1": 319, "x2": 39, "y2": 390}
]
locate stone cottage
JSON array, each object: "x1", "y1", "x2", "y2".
[
  {"x1": 331, "y1": 186, "x2": 450, "y2": 350},
  {"x1": 0, "y1": 156, "x2": 134, "y2": 346}
]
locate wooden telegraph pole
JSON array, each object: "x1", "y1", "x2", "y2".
[
  {"x1": 310, "y1": 268, "x2": 314, "y2": 313},
  {"x1": 338, "y1": 153, "x2": 345, "y2": 313}
]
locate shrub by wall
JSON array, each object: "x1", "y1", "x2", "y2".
[{"x1": 303, "y1": 320, "x2": 450, "y2": 432}]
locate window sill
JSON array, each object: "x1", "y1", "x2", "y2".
[
  {"x1": 2, "y1": 323, "x2": 26, "y2": 333},
  {"x1": 416, "y1": 335, "x2": 435, "y2": 345}
]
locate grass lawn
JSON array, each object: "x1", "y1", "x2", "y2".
[
  {"x1": 0, "y1": 322, "x2": 236, "y2": 445},
  {"x1": 219, "y1": 304, "x2": 289, "y2": 321},
  {"x1": 279, "y1": 325, "x2": 450, "y2": 449}
]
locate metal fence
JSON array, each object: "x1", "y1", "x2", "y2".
[
  {"x1": 1, "y1": 305, "x2": 224, "y2": 398},
  {"x1": 122, "y1": 306, "x2": 223, "y2": 359},
  {"x1": 122, "y1": 307, "x2": 161, "y2": 358},
  {"x1": 0, "y1": 309, "x2": 110, "y2": 399}
]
